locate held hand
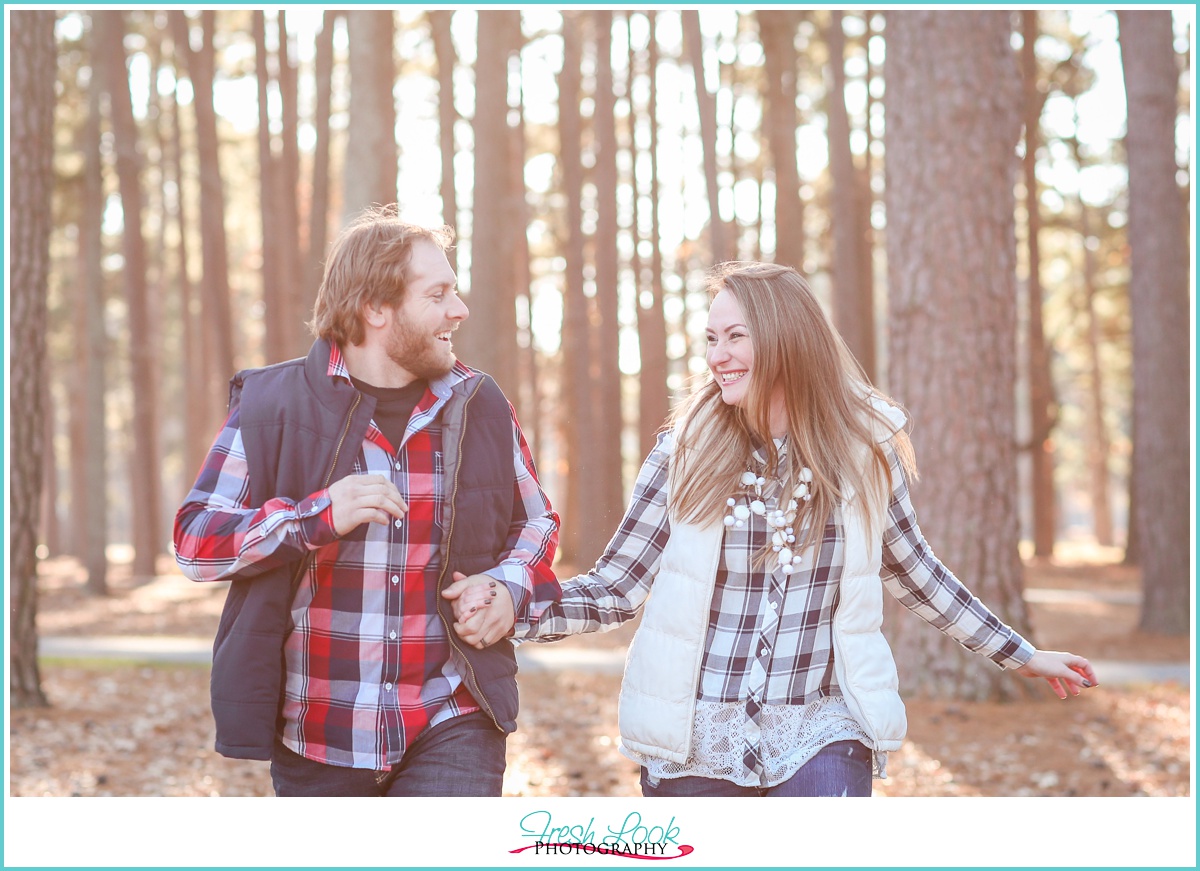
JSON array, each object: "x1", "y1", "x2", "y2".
[
  {"x1": 327, "y1": 474, "x2": 408, "y2": 536},
  {"x1": 441, "y1": 571, "x2": 499, "y2": 622},
  {"x1": 443, "y1": 571, "x2": 515, "y2": 649},
  {"x1": 1016, "y1": 650, "x2": 1098, "y2": 699}
]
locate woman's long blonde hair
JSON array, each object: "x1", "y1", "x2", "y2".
[{"x1": 667, "y1": 261, "x2": 917, "y2": 555}]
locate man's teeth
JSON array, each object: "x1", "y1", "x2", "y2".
[{"x1": 436, "y1": 332, "x2": 451, "y2": 341}]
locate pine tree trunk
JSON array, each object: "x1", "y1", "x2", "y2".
[
  {"x1": 884, "y1": 10, "x2": 1033, "y2": 701},
  {"x1": 1069, "y1": 135, "x2": 1114, "y2": 547},
  {"x1": 307, "y1": 11, "x2": 337, "y2": 294},
  {"x1": 827, "y1": 10, "x2": 875, "y2": 381},
  {"x1": 758, "y1": 10, "x2": 805, "y2": 270},
  {"x1": 253, "y1": 11, "x2": 286, "y2": 364},
  {"x1": 558, "y1": 12, "x2": 596, "y2": 566},
  {"x1": 170, "y1": 11, "x2": 237, "y2": 390},
  {"x1": 72, "y1": 63, "x2": 109, "y2": 594},
  {"x1": 344, "y1": 11, "x2": 397, "y2": 220},
  {"x1": 276, "y1": 11, "x2": 307, "y2": 357},
  {"x1": 593, "y1": 10, "x2": 627, "y2": 524},
  {"x1": 166, "y1": 56, "x2": 208, "y2": 481},
  {"x1": 634, "y1": 12, "x2": 671, "y2": 460},
  {"x1": 10, "y1": 8, "x2": 56, "y2": 709},
  {"x1": 98, "y1": 10, "x2": 163, "y2": 579},
  {"x1": 430, "y1": 10, "x2": 459, "y2": 272},
  {"x1": 682, "y1": 11, "x2": 730, "y2": 262},
  {"x1": 1022, "y1": 10, "x2": 1058, "y2": 558},
  {"x1": 1117, "y1": 11, "x2": 1190, "y2": 635}
]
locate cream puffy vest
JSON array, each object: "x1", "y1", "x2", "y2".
[{"x1": 618, "y1": 400, "x2": 908, "y2": 764}]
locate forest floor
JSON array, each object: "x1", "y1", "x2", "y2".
[{"x1": 9, "y1": 543, "x2": 1192, "y2": 798}]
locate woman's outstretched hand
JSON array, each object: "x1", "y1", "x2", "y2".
[{"x1": 1015, "y1": 650, "x2": 1098, "y2": 699}]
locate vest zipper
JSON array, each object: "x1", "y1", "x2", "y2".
[
  {"x1": 290, "y1": 392, "x2": 362, "y2": 589},
  {"x1": 435, "y1": 379, "x2": 503, "y2": 731}
]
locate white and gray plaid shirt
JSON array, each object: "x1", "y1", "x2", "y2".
[{"x1": 525, "y1": 431, "x2": 1034, "y2": 786}]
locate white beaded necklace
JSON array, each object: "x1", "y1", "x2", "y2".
[{"x1": 722, "y1": 440, "x2": 814, "y2": 575}]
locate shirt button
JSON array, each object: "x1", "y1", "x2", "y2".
[
  {"x1": 394, "y1": 519, "x2": 403, "y2": 528},
  {"x1": 389, "y1": 631, "x2": 397, "y2": 640},
  {"x1": 770, "y1": 601, "x2": 778, "y2": 610},
  {"x1": 384, "y1": 682, "x2": 393, "y2": 691},
  {"x1": 760, "y1": 648, "x2": 769, "y2": 657},
  {"x1": 394, "y1": 462, "x2": 401, "y2": 471},
  {"x1": 391, "y1": 575, "x2": 399, "y2": 584}
]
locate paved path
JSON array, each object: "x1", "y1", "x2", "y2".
[{"x1": 37, "y1": 634, "x2": 1190, "y2": 687}]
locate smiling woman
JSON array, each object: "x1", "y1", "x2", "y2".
[{"x1": 448, "y1": 259, "x2": 1101, "y2": 799}]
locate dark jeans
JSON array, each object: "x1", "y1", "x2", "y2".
[
  {"x1": 270, "y1": 711, "x2": 506, "y2": 797},
  {"x1": 640, "y1": 740, "x2": 873, "y2": 797}
]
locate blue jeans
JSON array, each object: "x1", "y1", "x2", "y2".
[
  {"x1": 270, "y1": 711, "x2": 506, "y2": 797},
  {"x1": 639, "y1": 740, "x2": 873, "y2": 797}
]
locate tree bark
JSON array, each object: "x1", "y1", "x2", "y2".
[
  {"x1": 633, "y1": 10, "x2": 672, "y2": 460},
  {"x1": 557, "y1": 12, "x2": 597, "y2": 566},
  {"x1": 10, "y1": 8, "x2": 56, "y2": 708},
  {"x1": 276, "y1": 11, "x2": 307, "y2": 357},
  {"x1": 592, "y1": 10, "x2": 627, "y2": 525},
  {"x1": 826, "y1": 10, "x2": 875, "y2": 381},
  {"x1": 1117, "y1": 11, "x2": 1190, "y2": 635},
  {"x1": 758, "y1": 10, "x2": 805, "y2": 269},
  {"x1": 884, "y1": 11, "x2": 1034, "y2": 701},
  {"x1": 634, "y1": 11, "x2": 671, "y2": 460},
  {"x1": 307, "y1": 11, "x2": 337, "y2": 295},
  {"x1": 253, "y1": 11, "x2": 286, "y2": 364},
  {"x1": 73, "y1": 56, "x2": 109, "y2": 594},
  {"x1": 344, "y1": 11, "x2": 398, "y2": 221},
  {"x1": 1022, "y1": 10, "x2": 1058, "y2": 558},
  {"x1": 1067, "y1": 131, "x2": 1114, "y2": 548},
  {"x1": 430, "y1": 10, "x2": 459, "y2": 273},
  {"x1": 170, "y1": 11, "x2": 236, "y2": 391},
  {"x1": 682, "y1": 10, "x2": 731, "y2": 262},
  {"x1": 98, "y1": 10, "x2": 163, "y2": 579},
  {"x1": 464, "y1": 11, "x2": 520, "y2": 396}
]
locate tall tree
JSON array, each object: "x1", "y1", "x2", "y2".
[
  {"x1": 757, "y1": 10, "x2": 805, "y2": 269},
  {"x1": 307, "y1": 11, "x2": 337, "y2": 295},
  {"x1": 1117, "y1": 11, "x2": 1190, "y2": 635},
  {"x1": 10, "y1": 8, "x2": 56, "y2": 708},
  {"x1": 430, "y1": 9, "x2": 459, "y2": 272},
  {"x1": 635, "y1": 11, "x2": 671, "y2": 459},
  {"x1": 826, "y1": 10, "x2": 875, "y2": 381},
  {"x1": 344, "y1": 10, "x2": 398, "y2": 220},
  {"x1": 466, "y1": 10, "x2": 520, "y2": 396},
  {"x1": 170, "y1": 10, "x2": 236, "y2": 393},
  {"x1": 97, "y1": 10, "x2": 162, "y2": 579},
  {"x1": 1022, "y1": 10, "x2": 1059, "y2": 558},
  {"x1": 72, "y1": 39, "x2": 109, "y2": 594},
  {"x1": 276, "y1": 11, "x2": 307, "y2": 356},
  {"x1": 884, "y1": 11, "x2": 1034, "y2": 701},
  {"x1": 557, "y1": 11, "x2": 599, "y2": 565},
  {"x1": 682, "y1": 10, "x2": 731, "y2": 262},
  {"x1": 592, "y1": 10, "x2": 626, "y2": 524},
  {"x1": 253, "y1": 11, "x2": 286, "y2": 364}
]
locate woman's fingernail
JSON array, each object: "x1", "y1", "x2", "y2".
[
  {"x1": 1082, "y1": 680, "x2": 1093, "y2": 688},
  {"x1": 489, "y1": 581, "x2": 497, "y2": 587}
]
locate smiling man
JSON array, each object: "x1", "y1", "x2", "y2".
[{"x1": 174, "y1": 206, "x2": 560, "y2": 796}]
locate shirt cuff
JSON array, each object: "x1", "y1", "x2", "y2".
[
  {"x1": 990, "y1": 634, "x2": 1036, "y2": 670},
  {"x1": 483, "y1": 567, "x2": 530, "y2": 616},
  {"x1": 296, "y1": 491, "x2": 337, "y2": 550}
]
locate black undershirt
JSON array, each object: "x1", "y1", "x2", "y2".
[{"x1": 350, "y1": 376, "x2": 429, "y2": 451}]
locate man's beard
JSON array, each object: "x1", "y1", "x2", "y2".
[{"x1": 387, "y1": 318, "x2": 456, "y2": 381}]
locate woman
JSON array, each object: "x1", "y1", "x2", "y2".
[{"x1": 454, "y1": 261, "x2": 1097, "y2": 797}]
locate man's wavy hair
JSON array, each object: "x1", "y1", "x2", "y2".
[{"x1": 309, "y1": 204, "x2": 455, "y2": 347}]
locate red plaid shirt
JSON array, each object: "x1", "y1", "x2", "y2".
[{"x1": 175, "y1": 346, "x2": 559, "y2": 769}]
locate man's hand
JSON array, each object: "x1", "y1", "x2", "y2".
[
  {"x1": 1015, "y1": 650, "x2": 1098, "y2": 699},
  {"x1": 327, "y1": 474, "x2": 408, "y2": 536},
  {"x1": 442, "y1": 571, "x2": 515, "y2": 649}
]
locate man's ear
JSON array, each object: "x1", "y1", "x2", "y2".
[{"x1": 362, "y1": 301, "x2": 388, "y2": 330}]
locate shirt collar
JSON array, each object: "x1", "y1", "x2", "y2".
[{"x1": 327, "y1": 343, "x2": 475, "y2": 396}]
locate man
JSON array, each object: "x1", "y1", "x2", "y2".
[{"x1": 174, "y1": 206, "x2": 559, "y2": 797}]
